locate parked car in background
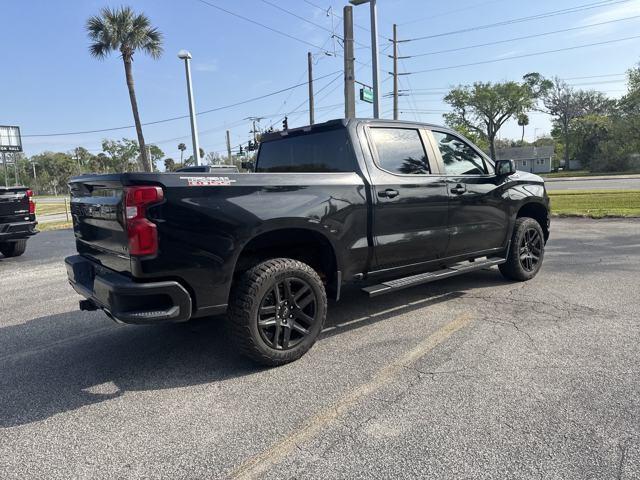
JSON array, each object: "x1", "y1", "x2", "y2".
[
  {"x1": 0, "y1": 186, "x2": 37, "y2": 257},
  {"x1": 65, "y1": 118, "x2": 550, "y2": 365}
]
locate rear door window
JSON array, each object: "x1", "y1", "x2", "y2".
[
  {"x1": 369, "y1": 127, "x2": 431, "y2": 175},
  {"x1": 256, "y1": 129, "x2": 356, "y2": 172}
]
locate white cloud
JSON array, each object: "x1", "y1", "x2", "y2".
[
  {"x1": 572, "y1": 1, "x2": 640, "y2": 37},
  {"x1": 492, "y1": 50, "x2": 521, "y2": 60},
  {"x1": 194, "y1": 60, "x2": 218, "y2": 73}
]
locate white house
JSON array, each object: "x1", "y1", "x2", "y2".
[{"x1": 495, "y1": 145, "x2": 555, "y2": 174}]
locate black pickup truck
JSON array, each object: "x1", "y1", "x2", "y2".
[
  {"x1": 65, "y1": 119, "x2": 549, "y2": 365},
  {"x1": 0, "y1": 186, "x2": 37, "y2": 258}
]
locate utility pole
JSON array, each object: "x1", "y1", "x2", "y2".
[
  {"x1": 392, "y1": 23, "x2": 399, "y2": 120},
  {"x1": 350, "y1": 0, "x2": 380, "y2": 117},
  {"x1": 75, "y1": 147, "x2": 82, "y2": 174},
  {"x1": 31, "y1": 161, "x2": 37, "y2": 194},
  {"x1": 370, "y1": 0, "x2": 380, "y2": 118},
  {"x1": 13, "y1": 155, "x2": 19, "y2": 186},
  {"x1": 226, "y1": 130, "x2": 232, "y2": 164},
  {"x1": 343, "y1": 6, "x2": 356, "y2": 119},
  {"x1": 308, "y1": 52, "x2": 315, "y2": 125}
]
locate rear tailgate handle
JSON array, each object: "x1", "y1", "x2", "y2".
[
  {"x1": 378, "y1": 189, "x2": 399, "y2": 199},
  {"x1": 450, "y1": 184, "x2": 466, "y2": 195}
]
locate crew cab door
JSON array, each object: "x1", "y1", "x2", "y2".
[
  {"x1": 427, "y1": 129, "x2": 510, "y2": 257},
  {"x1": 364, "y1": 125, "x2": 449, "y2": 271}
]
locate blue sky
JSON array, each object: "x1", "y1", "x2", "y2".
[{"x1": 3, "y1": 0, "x2": 640, "y2": 160}]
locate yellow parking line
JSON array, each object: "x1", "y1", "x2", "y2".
[{"x1": 230, "y1": 312, "x2": 474, "y2": 479}]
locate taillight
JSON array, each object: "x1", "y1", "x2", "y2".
[
  {"x1": 26, "y1": 189, "x2": 36, "y2": 215},
  {"x1": 124, "y1": 186, "x2": 163, "y2": 256}
]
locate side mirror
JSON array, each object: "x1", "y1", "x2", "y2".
[{"x1": 495, "y1": 159, "x2": 516, "y2": 176}]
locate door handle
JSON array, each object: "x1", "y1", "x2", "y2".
[
  {"x1": 378, "y1": 188, "x2": 399, "y2": 199},
  {"x1": 450, "y1": 184, "x2": 466, "y2": 195}
]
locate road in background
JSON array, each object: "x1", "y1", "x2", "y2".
[
  {"x1": 545, "y1": 175, "x2": 640, "y2": 191},
  {"x1": 1, "y1": 222, "x2": 639, "y2": 479}
]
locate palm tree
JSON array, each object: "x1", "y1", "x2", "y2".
[
  {"x1": 178, "y1": 143, "x2": 186, "y2": 166},
  {"x1": 86, "y1": 7, "x2": 163, "y2": 172},
  {"x1": 517, "y1": 113, "x2": 529, "y2": 143}
]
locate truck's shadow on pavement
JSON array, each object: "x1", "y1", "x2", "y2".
[{"x1": 0, "y1": 270, "x2": 511, "y2": 428}]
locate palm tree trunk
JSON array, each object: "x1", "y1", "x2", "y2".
[
  {"x1": 521, "y1": 125, "x2": 525, "y2": 143},
  {"x1": 123, "y1": 58, "x2": 151, "y2": 172}
]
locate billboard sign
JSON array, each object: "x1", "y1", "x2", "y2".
[{"x1": 0, "y1": 126, "x2": 22, "y2": 153}]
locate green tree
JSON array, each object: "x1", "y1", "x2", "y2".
[
  {"x1": 147, "y1": 144, "x2": 165, "y2": 172},
  {"x1": 163, "y1": 158, "x2": 177, "y2": 172},
  {"x1": 86, "y1": 6, "x2": 163, "y2": 172},
  {"x1": 101, "y1": 138, "x2": 140, "y2": 172},
  {"x1": 444, "y1": 78, "x2": 537, "y2": 159}
]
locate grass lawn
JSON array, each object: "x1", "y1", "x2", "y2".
[
  {"x1": 38, "y1": 220, "x2": 72, "y2": 231},
  {"x1": 548, "y1": 190, "x2": 640, "y2": 218},
  {"x1": 36, "y1": 202, "x2": 68, "y2": 216}
]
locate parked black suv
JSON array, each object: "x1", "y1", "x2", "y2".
[{"x1": 66, "y1": 119, "x2": 549, "y2": 365}]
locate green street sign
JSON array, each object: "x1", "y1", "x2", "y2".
[{"x1": 360, "y1": 87, "x2": 373, "y2": 104}]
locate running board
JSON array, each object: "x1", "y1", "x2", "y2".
[{"x1": 362, "y1": 258, "x2": 506, "y2": 297}]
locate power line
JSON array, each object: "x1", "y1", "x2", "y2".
[
  {"x1": 23, "y1": 71, "x2": 340, "y2": 137},
  {"x1": 392, "y1": 72, "x2": 628, "y2": 92},
  {"x1": 403, "y1": 34, "x2": 640, "y2": 75},
  {"x1": 400, "y1": 15, "x2": 640, "y2": 58},
  {"x1": 258, "y1": 0, "x2": 370, "y2": 49},
  {"x1": 400, "y1": 0, "x2": 631, "y2": 42},
  {"x1": 194, "y1": 0, "x2": 334, "y2": 53},
  {"x1": 301, "y1": 0, "x2": 385, "y2": 40},
  {"x1": 563, "y1": 73, "x2": 626, "y2": 80},
  {"x1": 400, "y1": 0, "x2": 506, "y2": 26}
]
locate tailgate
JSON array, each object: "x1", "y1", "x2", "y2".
[
  {"x1": 0, "y1": 188, "x2": 29, "y2": 222},
  {"x1": 69, "y1": 177, "x2": 131, "y2": 271}
]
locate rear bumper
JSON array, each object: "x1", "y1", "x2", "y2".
[
  {"x1": 65, "y1": 254, "x2": 192, "y2": 324},
  {"x1": 0, "y1": 220, "x2": 38, "y2": 241}
]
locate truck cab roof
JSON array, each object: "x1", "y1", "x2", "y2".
[{"x1": 259, "y1": 118, "x2": 449, "y2": 143}]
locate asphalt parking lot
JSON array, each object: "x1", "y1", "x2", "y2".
[{"x1": 1, "y1": 219, "x2": 639, "y2": 479}]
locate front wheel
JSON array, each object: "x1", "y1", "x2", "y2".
[
  {"x1": 499, "y1": 217, "x2": 545, "y2": 281},
  {"x1": 227, "y1": 258, "x2": 327, "y2": 366},
  {"x1": 0, "y1": 239, "x2": 27, "y2": 258}
]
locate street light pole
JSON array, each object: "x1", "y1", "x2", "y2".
[
  {"x1": 178, "y1": 50, "x2": 201, "y2": 166},
  {"x1": 350, "y1": 0, "x2": 380, "y2": 118}
]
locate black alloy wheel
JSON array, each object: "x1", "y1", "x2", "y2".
[
  {"x1": 227, "y1": 258, "x2": 327, "y2": 366},
  {"x1": 499, "y1": 216, "x2": 545, "y2": 281},
  {"x1": 257, "y1": 277, "x2": 318, "y2": 350},
  {"x1": 519, "y1": 227, "x2": 542, "y2": 272}
]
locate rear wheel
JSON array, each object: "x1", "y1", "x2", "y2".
[
  {"x1": 499, "y1": 217, "x2": 545, "y2": 281},
  {"x1": 227, "y1": 258, "x2": 327, "y2": 366},
  {"x1": 0, "y1": 239, "x2": 27, "y2": 258}
]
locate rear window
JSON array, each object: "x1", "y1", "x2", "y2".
[{"x1": 256, "y1": 129, "x2": 356, "y2": 173}]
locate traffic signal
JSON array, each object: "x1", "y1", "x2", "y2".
[
  {"x1": 282, "y1": 116, "x2": 289, "y2": 131},
  {"x1": 239, "y1": 145, "x2": 244, "y2": 155}
]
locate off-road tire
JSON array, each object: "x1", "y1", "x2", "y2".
[
  {"x1": 227, "y1": 258, "x2": 327, "y2": 366},
  {"x1": 0, "y1": 239, "x2": 27, "y2": 258},
  {"x1": 499, "y1": 217, "x2": 545, "y2": 281}
]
